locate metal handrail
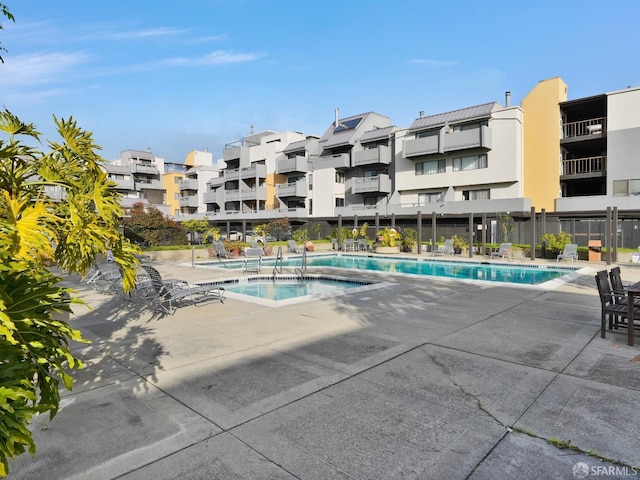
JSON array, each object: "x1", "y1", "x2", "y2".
[
  {"x1": 294, "y1": 248, "x2": 307, "y2": 281},
  {"x1": 272, "y1": 246, "x2": 283, "y2": 276}
]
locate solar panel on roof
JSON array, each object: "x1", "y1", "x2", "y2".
[{"x1": 334, "y1": 117, "x2": 362, "y2": 132}]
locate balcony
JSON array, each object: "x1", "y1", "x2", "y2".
[
  {"x1": 277, "y1": 180, "x2": 308, "y2": 197},
  {"x1": 131, "y1": 163, "x2": 159, "y2": 175},
  {"x1": 404, "y1": 126, "x2": 492, "y2": 158},
  {"x1": 316, "y1": 153, "x2": 350, "y2": 169},
  {"x1": 351, "y1": 174, "x2": 391, "y2": 194},
  {"x1": 110, "y1": 177, "x2": 135, "y2": 190},
  {"x1": 352, "y1": 145, "x2": 392, "y2": 167},
  {"x1": 277, "y1": 155, "x2": 309, "y2": 174},
  {"x1": 207, "y1": 175, "x2": 225, "y2": 187},
  {"x1": 178, "y1": 178, "x2": 198, "y2": 191},
  {"x1": 222, "y1": 145, "x2": 249, "y2": 163},
  {"x1": 179, "y1": 196, "x2": 199, "y2": 208},
  {"x1": 203, "y1": 189, "x2": 222, "y2": 204},
  {"x1": 561, "y1": 156, "x2": 606, "y2": 178},
  {"x1": 224, "y1": 186, "x2": 267, "y2": 202},
  {"x1": 443, "y1": 125, "x2": 491, "y2": 152},
  {"x1": 404, "y1": 135, "x2": 440, "y2": 158},
  {"x1": 562, "y1": 117, "x2": 607, "y2": 140},
  {"x1": 135, "y1": 179, "x2": 163, "y2": 190},
  {"x1": 224, "y1": 164, "x2": 267, "y2": 181}
]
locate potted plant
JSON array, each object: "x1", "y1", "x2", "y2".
[
  {"x1": 374, "y1": 227, "x2": 401, "y2": 254},
  {"x1": 401, "y1": 228, "x2": 418, "y2": 253},
  {"x1": 224, "y1": 239, "x2": 243, "y2": 257},
  {"x1": 452, "y1": 234, "x2": 468, "y2": 255}
]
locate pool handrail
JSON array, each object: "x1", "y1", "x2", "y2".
[{"x1": 273, "y1": 246, "x2": 283, "y2": 276}]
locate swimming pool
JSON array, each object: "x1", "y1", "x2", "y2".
[
  {"x1": 200, "y1": 254, "x2": 579, "y2": 286},
  {"x1": 199, "y1": 274, "x2": 392, "y2": 306}
]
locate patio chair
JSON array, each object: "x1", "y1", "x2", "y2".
[
  {"x1": 331, "y1": 238, "x2": 338, "y2": 250},
  {"x1": 287, "y1": 239, "x2": 303, "y2": 254},
  {"x1": 434, "y1": 239, "x2": 454, "y2": 256},
  {"x1": 357, "y1": 238, "x2": 368, "y2": 251},
  {"x1": 490, "y1": 243, "x2": 512, "y2": 261},
  {"x1": 242, "y1": 247, "x2": 263, "y2": 273},
  {"x1": 211, "y1": 240, "x2": 229, "y2": 259},
  {"x1": 343, "y1": 239, "x2": 356, "y2": 252},
  {"x1": 141, "y1": 265, "x2": 225, "y2": 314},
  {"x1": 557, "y1": 243, "x2": 578, "y2": 262},
  {"x1": 86, "y1": 263, "x2": 122, "y2": 293},
  {"x1": 594, "y1": 269, "x2": 640, "y2": 339}
]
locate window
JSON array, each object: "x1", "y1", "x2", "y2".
[
  {"x1": 415, "y1": 159, "x2": 445, "y2": 175},
  {"x1": 335, "y1": 197, "x2": 345, "y2": 207},
  {"x1": 308, "y1": 199, "x2": 313, "y2": 215},
  {"x1": 335, "y1": 171, "x2": 345, "y2": 183},
  {"x1": 613, "y1": 179, "x2": 640, "y2": 196},
  {"x1": 416, "y1": 129, "x2": 439, "y2": 139},
  {"x1": 174, "y1": 193, "x2": 180, "y2": 200},
  {"x1": 364, "y1": 169, "x2": 378, "y2": 178},
  {"x1": 451, "y1": 120, "x2": 487, "y2": 132},
  {"x1": 308, "y1": 173, "x2": 313, "y2": 191},
  {"x1": 174, "y1": 176, "x2": 183, "y2": 183},
  {"x1": 462, "y1": 189, "x2": 490, "y2": 200},
  {"x1": 418, "y1": 192, "x2": 443, "y2": 205},
  {"x1": 453, "y1": 154, "x2": 487, "y2": 172}
]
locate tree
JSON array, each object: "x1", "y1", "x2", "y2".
[
  {"x1": 122, "y1": 202, "x2": 187, "y2": 246},
  {"x1": 0, "y1": 3, "x2": 14, "y2": 63},
  {"x1": 182, "y1": 219, "x2": 209, "y2": 244},
  {"x1": 265, "y1": 218, "x2": 291, "y2": 241},
  {"x1": 0, "y1": 109, "x2": 140, "y2": 477}
]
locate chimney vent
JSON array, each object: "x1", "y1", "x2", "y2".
[
  {"x1": 419, "y1": 111, "x2": 424, "y2": 118},
  {"x1": 334, "y1": 107, "x2": 339, "y2": 128},
  {"x1": 505, "y1": 91, "x2": 511, "y2": 107}
]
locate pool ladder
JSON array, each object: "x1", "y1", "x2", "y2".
[
  {"x1": 272, "y1": 246, "x2": 283, "y2": 278},
  {"x1": 294, "y1": 248, "x2": 307, "y2": 282}
]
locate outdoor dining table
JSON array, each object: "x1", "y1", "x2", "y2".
[{"x1": 626, "y1": 281, "x2": 640, "y2": 346}]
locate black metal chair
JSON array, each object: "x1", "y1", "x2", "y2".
[{"x1": 594, "y1": 270, "x2": 640, "y2": 339}]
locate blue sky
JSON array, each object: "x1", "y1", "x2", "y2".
[{"x1": 2, "y1": 1, "x2": 639, "y2": 164}]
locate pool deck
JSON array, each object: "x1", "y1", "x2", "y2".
[{"x1": 11, "y1": 253, "x2": 640, "y2": 479}]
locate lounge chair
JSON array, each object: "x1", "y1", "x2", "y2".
[
  {"x1": 357, "y1": 238, "x2": 368, "y2": 251},
  {"x1": 557, "y1": 243, "x2": 578, "y2": 262},
  {"x1": 141, "y1": 265, "x2": 225, "y2": 314},
  {"x1": 287, "y1": 239, "x2": 303, "y2": 254},
  {"x1": 242, "y1": 247, "x2": 263, "y2": 273},
  {"x1": 490, "y1": 243, "x2": 512, "y2": 260},
  {"x1": 434, "y1": 239, "x2": 454, "y2": 256},
  {"x1": 211, "y1": 241, "x2": 229, "y2": 259}
]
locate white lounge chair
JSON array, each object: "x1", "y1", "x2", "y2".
[
  {"x1": 490, "y1": 243, "x2": 512, "y2": 260},
  {"x1": 287, "y1": 240, "x2": 303, "y2": 253},
  {"x1": 434, "y1": 239, "x2": 454, "y2": 256},
  {"x1": 141, "y1": 265, "x2": 225, "y2": 314},
  {"x1": 557, "y1": 243, "x2": 578, "y2": 262},
  {"x1": 242, "y1": 247, "x2": 263, "y2": 273}
]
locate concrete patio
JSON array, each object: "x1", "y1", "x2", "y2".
[{"x1": 10, "y1": 255, "x2": 640, "y2": 479}]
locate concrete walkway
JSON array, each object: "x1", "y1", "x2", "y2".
[{"x1": 11, "y1": 255, "x2": 640, "y2": 479}]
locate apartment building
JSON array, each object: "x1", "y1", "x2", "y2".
[
  {"x1": 105, "y1": 149, "x2": 168, "y2": 215},
  {"x1": 522, "y1": 77, "x2": 640, "y2": 213},
  {"x1": 390, "y1": 99, "x2": 529, "y2": 216},
  {"x1": 202, "y1": 129, "x2": 309, "y2": 222}
]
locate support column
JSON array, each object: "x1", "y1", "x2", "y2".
[
  {"x1": 432, "y1": 211, "x2": 437, "y2": 254},
  {"x1": 530, "y1": 207, "x2": 536, "y2": 261},
  {"x1": 242, "y1": 219, "x2": 246, "y2": 239},
  {"x1": 468, "y1": 212, "x2": 473, "y2": 258},
  {"x1": 375, "y1": 212, "x2": 380, "y2": 236},
  {"x1": 481, "y1": 213, "x2": 487, "y2": 256},
  {"x1": 337, "y1": 215, "x2": 343, "y2": 250},
  {"x1": 606, "y1": 207, "x2": 612, "y2": 265},
  {"x1": 417, "y1": 211, "x2": 422, "y2": 254},
  {"x1": 613, "y1": 206, "x2": 618, "y2": 263}
]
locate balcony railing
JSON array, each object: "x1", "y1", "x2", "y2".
[
  {"x1": 352, "y1": 145, "x2": 392, "y2": 166},
  {"x1": 277, "y1": 180, "x2": 308, "y2": 197},
  {"x1": 561, "y1": 156, "x2": 606, "y2": 176},
  {"x1": 179, "y1": 196, "x2": 199, "y2": 208},
  {"x1": 224, "y1": 186, "x2": 267, "y2": 202},
  {"x1": 203, "y1": 190, "x2": 222, "y2": 204},
  {"x1": 178, "y1": 179, "x2": 198, "y2": 191},
  {"x1": 562, "y1": 117, "x2": 607, "y2": 139},
  {"x1": 224, "y1": 164, "x2": 267, "y2": 181},
  {"x1": 131, "y1": 163, "x2": 159, "y2": 175},
  {"x1": 277, "y1": 155, "x2": 309, "y2": 174},
  {"x1": 352, "y1": 174, "x2": 391, "y2": 194},
  {"x1": 317, "y1": 153, "x2": 350, "y2": 169}
]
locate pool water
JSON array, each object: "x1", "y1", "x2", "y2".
[
  {"x1": 214, "y1": 277, "x2": 374, "y2": 302},
  {"x1": 203, "y1": 254, "x2": 574, "y2": 285}
]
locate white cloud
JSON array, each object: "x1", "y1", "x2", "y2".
[
  {"x1": 109, "y1": 27, "x2": 190, "y2": 40},
  {"x1": 0, "y1": 52, "x2": 90, "y2": 87},
  {"x1": 409, "y1": 58, "x2": 459, "y2": 67},
  {"x1": 163, "y1": 50, "x2": 266, "y2": 66}
]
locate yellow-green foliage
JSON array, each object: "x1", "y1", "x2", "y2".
[
  {"x1": 376, "y1": 227, "x2": 401, "y2": 247},
  {"x1": 0, "y1": 109, "x2": 140, "y2": 476}
]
